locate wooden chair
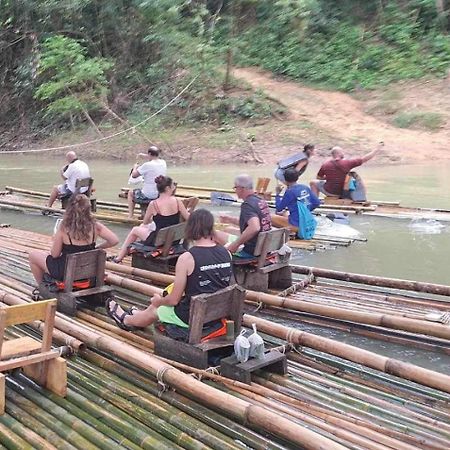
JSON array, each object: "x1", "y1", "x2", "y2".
[
  {"x1": 233, "y1": 228, "x2": 292, "y2": 292},
  {"x1": 61, "y1": 177, "x2": 96, "y2": 211},
  {"x1": 0, "y1": 299, "x2": 67, "y2": 414},
  {"x1": 38, "y1": 249, "x2": 114, "y2": 316},
  {"x1": 256, "y1": 177, "x2": 272, "y2": 201},
  {"x1": 154, "y1": 285, "x2": 246, "y2": 369},
  {"x1": 130, "y1": 222, "x2": 187, "y2": 273}
]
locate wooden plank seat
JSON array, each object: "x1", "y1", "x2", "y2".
[
  {"x1": 130, "y1": 222, "x2": 187, "y2": 274},
  {"x1": 153, "y1": 285, "x2": 246, "y2": 369},
  {"x1": 0, "y1": 299, "x2": 67, "y2": 414},
  {"x1": 233, "y1": 228, "x2": 292, "y2": 292},
  {"x1": 38, "y1": 249, "x2": 114, "y2": 316},
  {"x1": 61, "y1": 177, "x2": 96, "y2": 211},
  {"x1": 220, "y1": 350, "x2": 288, "y2": 385}
]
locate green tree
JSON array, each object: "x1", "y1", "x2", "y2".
[{"x1": 34, "y1": 35, "x2": 112, "y2": 124}]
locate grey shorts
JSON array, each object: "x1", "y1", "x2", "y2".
[
  {"x1": 133, "y1": 189, "x2": 155, "y2": 204},
  {"x1": 57, "y1": 183, "x2": 72, "y2": 197},
  {"x1": 315, "y1": 180, "x2": 339, "y2": 197},
  {"x1": 274, "y1": 167, "x2": 286, "y2": 183}
]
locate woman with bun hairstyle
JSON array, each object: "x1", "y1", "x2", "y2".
[
  {"x1": 114, "y1": 175, "x2": 189, "y2": 263},
  {"x1": 28, "y1": 194, "x2": 119, "y2": 284}
]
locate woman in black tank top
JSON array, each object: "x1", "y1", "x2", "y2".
[
  {"x1": 28, "y1": 195, "x2": 119, "y2": 284},
  {"x1": 114, "y1": 176, "x2": 190, "y2": 263},
  {"x1": 107, "y1": 209, "x2": 232, "y2": 331}
]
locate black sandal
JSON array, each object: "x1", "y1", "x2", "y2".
[
  {"x1": 31, "y1": 288, "x2": 41, "y2": 301},
  {"x1": 106, "y1": 255, "x2": 122, "y2": 263},
  {"x1": 105, "y1": 298, "x2": 137, "y2": 331}
]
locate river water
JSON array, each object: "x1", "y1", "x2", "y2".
[{"x1": 1, "y1": 155, "x2": 450, "y2": 373}]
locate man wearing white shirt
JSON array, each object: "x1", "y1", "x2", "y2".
[
  {"x1": 127, "y1": 146, "x2": 167, "y2": 218},
  {"x1": 46, "y1": 151, "x2": 90, "y2": 208}
]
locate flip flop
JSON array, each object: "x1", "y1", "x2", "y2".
[
  {"x1": 106, "y1": 255, "x2": 122, "y2": 263},
  {"x1": 105, "y1": 298, "x2": 137, "y2": 331}
]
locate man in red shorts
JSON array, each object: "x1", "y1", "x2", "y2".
[{"x1": 310, "y1": 144, "x2": 382, "y2": 198}]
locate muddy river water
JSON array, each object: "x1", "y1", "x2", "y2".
[{"x1": 1, "y1": 155, "x2": 449, "y2": 373}]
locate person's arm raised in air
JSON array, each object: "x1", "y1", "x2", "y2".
[
  {"x1": 361, "y1": 142, "x2": 384, "y2": 164},
  {"x1": 227, "y1": 216, "x2": 260, "y2": 254},
  {"x1": 149, "y1": 252, "x2": 192, "y2": 307},
  {"x1": 177, "y1": 199, "x2": 190, "y2": 221},
  {"x1": 95, "y1": 222, "x2": 119, "y2": 249}
]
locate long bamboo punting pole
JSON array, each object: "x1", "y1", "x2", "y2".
[
  {"x1": 0, "y1": 290, "x2": 347, "y2": 450},
  {"x1": 292, "y1": 265, "x2": 450, "y2": 296}
]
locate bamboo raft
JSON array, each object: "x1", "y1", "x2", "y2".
[
  {"x1": 1, "y1": 227, "x2": 450, "y2": 449},
  {"x1": 118, "y1": 184, "x2": 450, "y2": 222},
  {"x1": 1, "y1": 186, "x2": 363, "y2": 251}
]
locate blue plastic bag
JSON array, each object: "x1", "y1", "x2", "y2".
[{"x1": 297, "y1": 200, "x2": 317, "y2": 240}]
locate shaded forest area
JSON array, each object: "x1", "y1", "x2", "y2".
[{"x1": 1, "y1": 1, "x2": 449, "y2": 152}]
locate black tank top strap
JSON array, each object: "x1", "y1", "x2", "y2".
[
  {"x1": 153, "y1": 200, "x2": 161, "y2": 215},
  {"x1": 68, "y1": 233, "x2": 73, "y2": 245}
]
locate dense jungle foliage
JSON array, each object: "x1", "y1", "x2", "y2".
[{"x1": 1, "y1": 0, "x2": 449, "y2": 144}]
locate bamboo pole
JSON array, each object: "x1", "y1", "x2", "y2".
[
  {"x1": 104, "y1": 265, "x2": 450, "y2": 341},
  {"x1": 244, "y1": 314, "x2": 450, "y2": 394},
  {"x1": 292, "y1": 265, "x2": 450, "y2": 296},
  {"x1": 0, "y1": 290, "x2": 347, "y2": 450}
]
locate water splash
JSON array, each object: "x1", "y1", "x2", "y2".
[{"x1": 408, "y1": 218, "x2": 446, "y2": 235}]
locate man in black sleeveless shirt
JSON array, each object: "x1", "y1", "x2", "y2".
[{"x1": 219, "y1": 174, "x2": 272, "y2": 257}]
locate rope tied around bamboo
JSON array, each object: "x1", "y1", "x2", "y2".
[{"x1": 278, "y1": 272, "x2": 316, "y2": 297}]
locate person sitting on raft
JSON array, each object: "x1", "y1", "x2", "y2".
[
  {"x1": 29, "y1": 194, "x2": 119, "y2": 284},
  {"x1": 46, "y1": 151, "x2": 90, "y2": 209},
  {"x1": 127, "y1": 146, "x2": 167, "y2": 219},
  {"x1": 274, "y1": 143, "x2": 315, "y2": 184},
  {"x1": 272, "y1": 168, "x2": 321, "y2": 232},
  {"x1": 106, "y1": 209, "x2": 232, "y2": 331},
  {"x1": 217, "y1": 174, "x2": 272, "y2": 258},
  {"x1": 113, "y1": 175, "x2": 189, "y2": 263}
]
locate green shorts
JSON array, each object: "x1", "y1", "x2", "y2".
[{"x1": 157, "y1": 305, "x2": 189, "y2": 328}]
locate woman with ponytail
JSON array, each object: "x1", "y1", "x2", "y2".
[
  {"x1": 29, "y1": 194, "x2": 119, "y2": 283},
  {"x1": 113, "y1": 175, "x2": 190, "y2": 263}
]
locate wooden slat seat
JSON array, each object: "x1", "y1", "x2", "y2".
[
  {"x1": 0, "y1": 299, "x2": 67, "y2": 414},
  {"x1": 131, "y1": 222, "x2": 187, "y2": 273},
  {"x1": 154, "y1": 285, "x2": 246, "y2": 369},
  {"x1": 61, "y1": 177, "x2": 96, "y2": 211},
  {"x1": 233, "y1": 228, "x2": 292, "y2": 292},
  {"x1": 38, "y1": 249, "x2": 114, "y2": 316}
]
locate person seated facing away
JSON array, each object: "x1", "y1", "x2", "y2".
[
  {"x1": 29, "y1": 195, "x2": 119, "y2": 284},
  {"x1": 272, "y1": 168, "x2": 320, "y2": 232},
  {"x1": 217, "y1": 174, "x2": 272, "y2": 258},
  {"x1": 274, "y1": 143, "x2": 315, "y2": 184},
  {"x1": 106, "y1": 209, "x2": 232, "y2": 331},
  {"x1": 46, "y1": 151, "x2": 90, "y2": 208},
  {"x1": 310, "y1": 144, "x2": 382, "y2": 198},
  {"x1": 114, "y1": 176, "x2": 189, "y2": 263},
  {"x1": 128, "y1": 145, "x2": 167, "y2": 218}
]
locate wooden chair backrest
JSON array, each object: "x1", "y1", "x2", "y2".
[
  {"x1": 188, "y1": 285, "x2": 246, "y2": 345},
  {"x1": 153, "y1": 222, "x2": 186, "y2": 256},
  {"x1": 256, "y1": 177, "x2": 270, "y2": 195},
  {"x1": 63, "y1": 249, "x2": 106, "y2": 293},
  {"x1": 0, "y1": 299, "x2": 57, "y2": 361},
  {"x1": 74, "y1": 177, "x2": 93, "y2": 197},
  {"x1": 253, "y1": 228, "x2": 289, "y2": 268}
]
